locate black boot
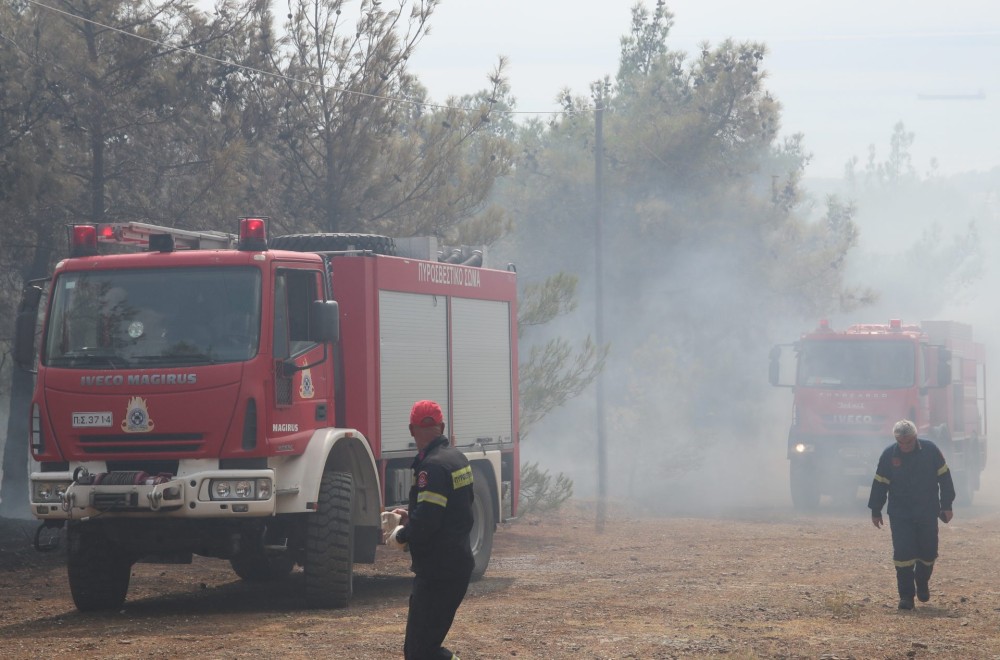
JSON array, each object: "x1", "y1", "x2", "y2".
[
  {"x1": 896, "y1": 565, "x2": 915, "y2": 610},
  {"x1": 915, "y1": 561, "x2": 934, "y2": 603}
]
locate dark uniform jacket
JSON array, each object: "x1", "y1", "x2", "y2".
[
  {"x1": 395, "y1": 436, "x2": 475, "y2": 580},
  {"x1": 868, "y1": 438, "x2": 956, "y2": 519}
]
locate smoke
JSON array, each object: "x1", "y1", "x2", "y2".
[
  {"x1": 518, "y1": 165, "x2": 1000, "y2": 515},
  {"x1": 516, "y1": 239, "x2": 798, "y2": 514}
]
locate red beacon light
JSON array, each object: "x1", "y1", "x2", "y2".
[
  {"x1": 68, "y1": 224, "x2": 99, "y2": 257},
  {"x1": 98, "y1": 224, "x2": 116, "y2": 241},
  {"x1": 817, "y1": 319, "x2": 832, "y2": 332},
  {"x1": 238, "y1": 216, "x2": 268, "y2": 251}
]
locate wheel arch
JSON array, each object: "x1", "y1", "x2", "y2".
[
  {"x1": 468, "y1": 453, "x2": 502, "y2": 527},
  {"x1": 274, "y1": 429, "x2": 380, "y2": 529}
]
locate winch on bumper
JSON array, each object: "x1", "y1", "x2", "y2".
[{"x1": 30, "y1": 467, "x2": 275, "y2": 519}]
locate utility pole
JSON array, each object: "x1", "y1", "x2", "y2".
[{"x1": 594, "y1": 103, "x2": 607, "y2": 533}]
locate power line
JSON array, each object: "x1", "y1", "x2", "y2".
[{"x1": 22, "y1": 0, "x2": 596, "y2": 117}]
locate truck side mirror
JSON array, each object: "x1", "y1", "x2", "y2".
[
  {"x1": 768, "y1": 345, "x2": 781, "y2": 386},
  {"x1": 938, "y1": 348, "x2": 952, "y2": 386},
  {"x1": 310, "y1": 300, "x2": 340, "y2": 343},
  {"x1": 14, "y1": 284, "x2": 44, "y2": 371}
]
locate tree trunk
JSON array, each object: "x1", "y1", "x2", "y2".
[{"x1": 0, "y1": 232, "x2": 53, "y2": 518}]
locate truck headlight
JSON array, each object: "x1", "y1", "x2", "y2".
[
  {"x1": 33, "y1": 481, "x2": 70, "y2": 503},
  {"x1": 213, "y1": 480, "x2": 231, "y2": 499},
  {"x1": 209, "y1": 478, "x2": 272, "y2": 501},
  {"x1": 256, "y1": 478, "x2": 272, "y2": 499}
]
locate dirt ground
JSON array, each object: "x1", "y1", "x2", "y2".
[{"x1": 1, "y1": 501, "x2": 999, "y2": 660}]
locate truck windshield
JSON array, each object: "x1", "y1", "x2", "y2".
[
  {"x1": 44, "y1": 267, "x2": 262, "y2": 368},
  {"x1": 797, "y1": 339, "x2": 915, "y2": 389}
]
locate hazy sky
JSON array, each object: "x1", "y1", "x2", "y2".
[{"x1": 407, "y1": 0, "x2": 1000, "y2": 179}]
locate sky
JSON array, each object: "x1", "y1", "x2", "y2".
[{"x1": 407, "y1": 0, "x2": 1000, "y2": 179}]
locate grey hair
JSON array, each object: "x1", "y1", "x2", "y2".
[{"x1": 893, "y1": 419, "x2": 918, "y2": 438}]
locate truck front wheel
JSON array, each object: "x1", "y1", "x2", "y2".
[
  {"x1": 789, "y1": 461, "x2": 821, "y2": 512},
  {"x1": 953, "y1": 468, "x2": 975, "y2": 506},
  {"x1": 304, "y1": 471, "x2": 354, "y2": 608},
  {"x1": 470, "y1": 466, "x2": 495, "y2": 580},
  {"x1": 67, "y1": 523, "x2": 133, "y2": 612}
]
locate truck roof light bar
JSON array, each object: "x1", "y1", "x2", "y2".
[
  {"x1": 238, "y1": 217, "x2": 268, "y2": 251},
  {"x1": 68, "y1": 224, "x2": 99, "y2": 257},
  {"x1": 96, "y1": 222, "x2": 236, "y2": 250}
]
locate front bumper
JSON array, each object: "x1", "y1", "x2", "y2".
[
  {"x1": 788, "y1": 434, "x2": 883, "y2": 479},
  {"x1": 30, "y1": 468, "x2": 275, "y2": 520}
]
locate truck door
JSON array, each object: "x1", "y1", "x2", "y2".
[{"x1": 268, "y1": 267, "x2": 332, "y2": 452}]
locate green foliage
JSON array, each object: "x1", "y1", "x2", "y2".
[
  {"x1": 0, "y1": 1, "x2": 907, "y2": 509},
  {"x1": 518, "y1": 461, "x2": 573, "y2": 516},
  {"x1": 519, "y1": 335, "x2": 607, "y2": 440},
  {"x1": 617, "y1": 0, "x2": 674, "y2": 83},
  {"x1": 848, "y1": 121, "x2": 917, "y2": 187},
  {"x1": 518, "y1": 273, "x2": 579, "y2": 334},
  {"x1": 492, "y1": 1, "x2": 873, "y2": 475},
  {"x1": 269, "y1": 0, "x2": 512, "y2": 237}
]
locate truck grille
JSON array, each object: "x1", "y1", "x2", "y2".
[{"x1": 78, "y1": 433, "x2": 204, "y2": 454}]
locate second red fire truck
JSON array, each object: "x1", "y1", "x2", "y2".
[{"x1": 770, "y1": 319, "x2": 987, "y2": 510}]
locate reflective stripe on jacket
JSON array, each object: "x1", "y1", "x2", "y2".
[
  {"x1": 396, "y1": 435, "x2": 475, "y2": 579},
  {"x1": 868, "y1": 438, "x2": 955, "y2": 518}
]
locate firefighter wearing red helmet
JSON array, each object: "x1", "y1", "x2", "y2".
[{"x1": 385, "y1": 400, "x2": 475, "y2": 659}]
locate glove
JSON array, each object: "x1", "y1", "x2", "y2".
[
  {"x1": 386, "y1": 525, "x2": 408, "y2": 551},
  {"x1": 380, "y1": 511, "x2": 401, "y2": 535}
]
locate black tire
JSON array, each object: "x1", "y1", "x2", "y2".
[
  {"x1": 270, "y1": 233, "x2": 397, "y2": 256},
  {"x1": 789, "y1": 461, "x2": 821, "y2": 512},
  {"x1": 828, "y1": 480, "x2": 861, "y2": 510},
  {"x1": 304, "y1": 471, "x2": 354, "y2": 608},
  {"x1": 67, "y1": 523, "x2": 132, "y2": 612},
  {"x1": 953, "y1": 470, "x2": 975, "y2": 506},
  {"x1": 469, "y1": 467, "x2": 495, "y2": 580},
  {"x1": 230, "y1": 536, "x2": 295, "y2": 582},
  {"x1": 940, "y1": 433, "x2": 975, "y2": 507}
]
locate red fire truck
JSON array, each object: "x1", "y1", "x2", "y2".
[
  {"x1": 15, "y1": 218, "x2": 519, "y2": 612},
  {"x1": 769, "y1": 319, "x2": 986, "y2": 511}
]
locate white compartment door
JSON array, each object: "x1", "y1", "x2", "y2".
[
  {"x1": 379, "y1": 291, "x2": 449, "y2": 452},
  {"x1": 451, "y1": 298, "x2": 513, "y2": 448}
]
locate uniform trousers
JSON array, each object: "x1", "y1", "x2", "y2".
[
  {"x1": 889, "y1": 513, "x2": 938, "y2": 598},
  {"x1": 403, "y1": 573, "x2": 470, "y2": 660}
]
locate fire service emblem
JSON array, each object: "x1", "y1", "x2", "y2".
[
  {"x1": 121, "y1": 396, "x2": 155, "y2": 433},
  {"x1": 299, "y1": 368, "x2": 315, "y2": 399}
]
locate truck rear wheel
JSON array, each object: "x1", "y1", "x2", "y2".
[
  {"x1": 304, "y1": 471, "x2": 354, "y2": 608},
  {"x1": 67, "y1": 523, "x2": 133, "y2": 612},
  {"x1": 789, "y1": 461, "x2": 821, "y2": 512},
  {"x1": 470, "y1": 466, "x2": 495, "y2": 580},
  {"x1": 953, "y1": 470, "x2": 975, "y2": 506},
  {"x1": 270, "y1": 233, "x2": 397, "y2": 255}
]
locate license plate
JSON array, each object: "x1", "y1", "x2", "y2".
[{"x1": 72, "y1": 412, "x2": 113, "y2": 428}]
